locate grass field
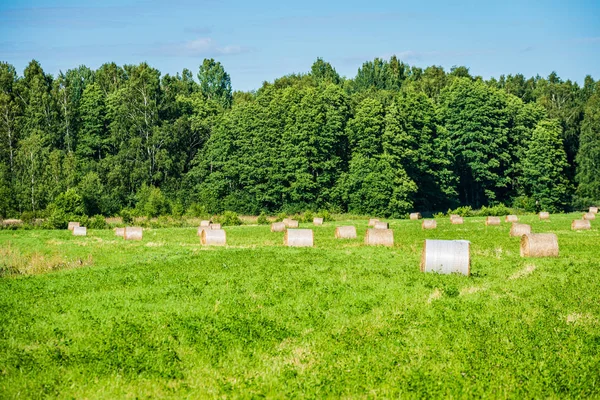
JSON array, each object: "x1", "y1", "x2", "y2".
[{"x1": 1, "y1": 214, "x2": 599, "y2": 398}]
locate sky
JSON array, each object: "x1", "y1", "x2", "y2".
[{"x1": 1, "y1": 0, "x2": 599, "y2": 91}]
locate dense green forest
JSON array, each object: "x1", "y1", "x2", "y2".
[{"x1": 0, "y1": 57, "x2": 598, "y2": 221}]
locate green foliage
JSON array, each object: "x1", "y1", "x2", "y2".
[
  {"x1": 275, "y1": 212, "x2": 287, "y2": 222},
  {"x1": 52, "y1": 188, "x2": 84, "y2": 215},
  {"x1": 318, "y1": 210, "x2": 333, "y2": 222},
  {"x1": 519, "y1": 119, "x2": 572, "y2": 212},
  {"x1": 186, "y1": 203, "x2": 208, "y2": 218},
  {"x1": 575, "y1": 87, "x2": 600, "y2": 203},
  {"x1": 446, "y1": 206, "x2": 474, "y2": 217},
  {"x1": 120, "y1": 208, "x2": 134, "y2": 224},
  {"x1": 136, "y1": 185, "x2": 170, "y2": 218},
  {"x1": 88, "y1": 215, "x2": 108, "y2": 229},
  {"x1": 197, "y1": 58, "x2": 232, "y2": 108},
  {"x1": 215, "y1": 211, "x2": 242, "y2": 226},
  {"x1": 257, "y1": 212, "x2": 269, "y2": 225}
]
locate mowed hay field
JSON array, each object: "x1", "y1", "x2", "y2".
[{"x1": 1, "y1": 214, "x2": 599, "y2": 398}]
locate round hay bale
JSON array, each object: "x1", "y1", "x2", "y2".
[
  {"x1": 200, "y1": 220, "x2": 211, "y2": 227},
  {"x1": 201, "y1": 229, "x2": 226, "y2": 246},
  {"x1": 450, "y1": 214, "x2": 460, "y2": 221},
  {"x1": 124, "y1": 227, "x2": 143, "y2": 240},
  {"x1": 271, "y1": 222, "x2": 286, "y2": 232},
  {"x1": 589, "y1": 206, "x2": 598, "y2": 214},
  {"x1": 210, "y1": 223, "x2": 221, "y2": 230},
  {"x1": 313, "y1": 217, "x2": 324, "y2": 226},
  {"x1": 505, "y1": 215, "x2": 518, "y2": 223},
  {"x1": 284, "y1": 229, "x2": 314, "y2": 247},
  {"x1": 73, "y1": 226, "x2": 87, "y2": 236},
  {"x1": 422, "y1": 220, "x2": 437, "y2": 230},
  {"x1": 365, "y1": 229, "x2": 394, "y2": 247},
  {"x1": 485, "y1": 216, "x2": 501, "y2": 226},
  {"x1": 520, "y1": 233, "x2": 559, "y2": 257},
  {"x1": 368, "y1": 218, "x2": 379, "y2": 227},
  {"x1": 510, "y1": 223, "x2": 531, "y2": 237},
  {"x1": 420, "y1": 239, "x2": 470, "y2": 276},
  {"x1": 2, "y1": 219, "x2": 23, "y2": 226},
  {"x1": 115, "y1": 227, "x2": 125, "y2": 237},
  {"x1": 197, "y1": 227, "x2": 206, "y2": 236},
  {"x1": 374, "y1": 221, "x2": 389, "y2": 229},
  {"x1": 451, "y1": 216, "x2": 464, "y2": 225},
  {"x1": 68, "y1": 221, "x2": 80, "y2": 231},
  {"x1": 283, "y1": 219, "x2": 299, "y2": 228},
  {"x1": 539, "y1": 212, "x2": 550, "y2": 220},
  {"x1": 583, "y1": 212, "x2": 596, "y2": 220},
  {"x1": 572, "y1": 219, "x2": 591, "y2": 230},
  {"x1": 410, "y1": 212, "x2": 422, "y2": 220},
  {"x1": 335, "y1": 226, "x2": 357, "y2": 239}
]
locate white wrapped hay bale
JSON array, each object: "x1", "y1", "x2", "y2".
[
  {"x1": 210, "y1": 223, "x2": 221, "y2": 230},
  {"x1": 365, "y1": 229, "x2": 394, "y2": 247},
  {"x1": 422, "y1": 220, "x2": 437, "y2": 230},
  {"x1": 284, "y1": 229, "x2": 313, "y2": 247},
  {"x1": 505, "y1": 215, "x2": 519, "y2": 223},
  {"x1": 197, "y1": 226, "x2": 206, "y2": 236},
  {"x1": 539, "y1": 212, "x2": 550, "y2": 220},
  {"x1": 520, "y1": 233, "x2": 559, "y2": 257},
  {"x1": 313, "y1": 217, "x2": 323, "y2": 226},
  {"x1": 200, "y1": 220, "x2": 211, "y2": 227},
  {"x1": 68, "y1": 221, "x2": 80, "y2": 231},
  {"x1": 283, "y1": 219, "x2": 299, "y2": 228},
  {"x1": 420, "y1": 239, "x2": 470, "y2": 276},
  {"x1": 374, "y1": 221, "x2": 389, "y2": 229},
  {"x1": 589, "y1": 206, "x2": 598, "y2": 214},
  {"x1": 271, "y1": 222, "x2": 286, "y2": 232},
  {"x1": 368, "y1": 218, "x2": 379, "y2": 227},
  {"x1": 115, "y1": 227, "x2": 125, "y2": 237},
  {"x1": 201, "y1": 229, "x2": 226, "y2": 246},
  {"x1": 124, "y1": 227, "x2": 143, "y2": 240},
  {"x1": 572, "y1": 219, "x2": 591, "y2": 230},
  {"x1": 335, "y1": 226, "x2": 357, "y2": 239},
  {"x1": 410, "y1": 213, "x2": 422, "y2": 220},
  {"x1": 73, "y1": 226, "x2": 87, "y2": 236},
  {"x1": 485, "y1": 216, "x2": 501, "y2": 226},
  {"x1": 583, "y1": 212, "x2": 596, "y2": 220},
  {"x1": 510, "y1": 223, "x2": 531, "y2": 237},
  {"x1": 451, "y1": 216, "x2": 464, "y2": 225}
]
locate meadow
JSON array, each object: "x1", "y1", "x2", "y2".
[{"x1": 1, "y1": 213, "x2": 599, "y2": 398}]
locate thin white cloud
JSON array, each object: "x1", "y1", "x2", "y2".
[{"x1": 149, "y1": 37, "x2": 252, "y2": 57}]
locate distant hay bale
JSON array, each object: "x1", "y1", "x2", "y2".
[
  {"x1": 284, "y1": 229, "x2": 314, "y2": 247},
  {"x1": 510, "y1": 223, "x2": 531, "y2": 237},
  {"x1": 201, "y1": 229, "x2": 226, "y2": 246},
  {"x1": 365, "y1": 229, "x2": 394, "y2": 247},
  {"x1": 271, "y1": 222, "x2": 286, "y2": 232},
  {"x1": 335, "y1": 225, "x2": 357, "y2": 239},
  {"x1": 450, "y1": 214, "x2": 460, "y2": 221},
  {"x1": 410, "y1": 213, "x2": 422, "y2": 220},
  {"x1": 368, "y1": 218, "x2": 379, "y2": 227},
  {"x1": 210, "y1": 223, "x2": 221, "y2": 230},
  {"x1": 451, "y1": 216, "x2": 464, "y2": 225},
  {"x1": 200, "y1": 220, "x2": 211, "y2": 227},
  {"x1": 2, "y1": 219, "x2": 22, "y2": 226},
  {"x1": 520, "y1": 233, "x2": 559, "y2": 257},
  {"x1": 505, "y1": 215, "x2": 518, "y2": 223},
  {"x1": 374, "y1": 221, "x2": 389, "y2": 229},
  {"x1": 72, "y1": 226, "x2": 87, "y2": 236},
  {"x1": 572, "y1": 219, "x2": 591, "y2": 230},
  {"x1": 68, "y1": 222, "x2": 80, "y2": 231},
  {"x1": 115, "y1": 228, "x2": 125, "y2": 237},
  {"x1": 420, "y1": 239, "x2": 470, "y2": 276},
  {"x1": 283, "y1": 218, "x2": 299, "y2": 228},
  {"x1": 313, "y1": 217, "x2": 323, "y2": 226},
  {"x1": 539, "y1": 212, "x2": 550, "y2": 220},
  {"x1": 422, "y1": 220, "x2": 437, "y2": 230},
  {"x1": 485, "y1": 216, "x2": 501, "y2": 226},
  {"x1": 124, "y1": 227, "x2": 143, "y2": 240},
  {"x1": 583, "y1": 212, "x2": 596, "y2": 220},
  {"x1": 589, "y1": 206, "x2": 598, "y2": 214}
]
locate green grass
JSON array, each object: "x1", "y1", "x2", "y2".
[{"x1": 1, "y1": 214, "x2": 599, "y2": 398}]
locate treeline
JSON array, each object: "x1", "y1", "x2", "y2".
[{"x1": 0, "y1": 56, "x2": 599, "y2": 221}]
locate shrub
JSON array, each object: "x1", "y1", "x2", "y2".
[
  {"x1": 447, "y1": 206, "x2": 473, "y2": 217},
  {"x1": 120, "y1": 209, "x2": 134, "y2": 224},
  {"x1": 275, "y1": 212, "x2": 287, "y2": 222},
  {"x1": 257, "y1": 212, "x2": 269, "y2": 225},
  {"x1": 301, "y1": 211, "x2": 314, "y2": 223},
  {"x1": 318, "y1": 210, "x2": 332, "y2": 222},
  {"x1": 53, "y1": 188, "x2": 85, "y2": 215},
  {"x1": 217, "y1": 211, "x2": 242, "y2": 226},
  {"x1": 186, "y1": 203, "x2": 208, "y2": 218},
  {"x1": 88, "y1": 215, "x2": 108, "y2": 229}
]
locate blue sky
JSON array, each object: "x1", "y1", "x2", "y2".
[{"x1": 1, "y1": 0, "x2": 599, "y2": 91}]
